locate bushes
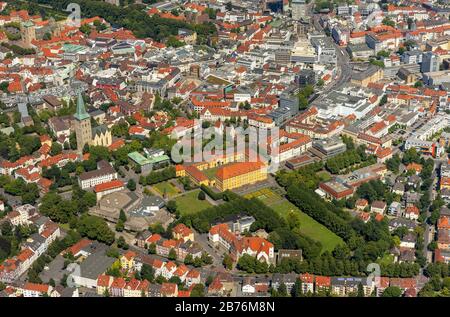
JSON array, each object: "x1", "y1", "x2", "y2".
[
  {"x1": 200, "y1": 185, "x2": 222, "y2": 200},
  {"x1": 198, "y1": 190, "x2": 206, "y2": 200},
  {"x1": 139, "y1": 166, "x2": 176, "y2": 185},
  {"x1": 237, "y1": 254, "x2": 270, "y2": 274},
  {"x1": 76, "y1": 215, "x2": 115, "y2": 245}
]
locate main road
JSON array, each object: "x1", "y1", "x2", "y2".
[{"x1": 310, "y1": 14, "x2": 352, "y2": 93}]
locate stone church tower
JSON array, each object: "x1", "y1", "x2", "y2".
[
  {"x1": 21, "y1": 21, "x2": 36, "y2": 48},
  {"x1": 74, "y1": 93, "x2": 92, "y2": 153}
]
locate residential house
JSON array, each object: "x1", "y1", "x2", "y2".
[
  {"x1": 355, "y1": 198, "x2": 369, "y2": 211},
  {"x1": 404, "y1": 206, "x2": 420, "y2": 220},
  {"x1": 299, "y1": 273, "x2": 314, "y2": 295},
  {"x1": 161, "y1": 283, "x2": 178, "y2": 297},
  {"x1": 172, "y1": 223, "x2": 194, "y2": 242},
  {"x1": 371, "y1": 201, "x2": 386, "y2": 214},
  {"x1": 400, "y1": 233, "x2": 417, "y2": 249}
]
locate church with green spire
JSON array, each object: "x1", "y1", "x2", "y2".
[
  {"x1": 73, "y1": 92, "x2": 92, "y2": 153},
  {"x1": 74, "y1": 92, "x2": 90, "y2": 121},
  {"x1": 73, "y1": 93, "x2": 112, "y2": 154}
]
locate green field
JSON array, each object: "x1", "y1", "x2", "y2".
[
  {"x1": 246, "y1": 187, "x2": 344, "y2": 253},
  {"x1": 271, "y1": 201, "x2": 344, "y2": 253},
  {"x1": 174, "y1": 190, "x2": 212, "y2": 215},
  {"x1": 153, "y1": 181, "x2": 180, "y2": 198},
  {"x1": 244, "y1": 187, "x2": 282, "y2": 206},
  {"x1": 317, "y1": 170, "x2": 332, "y2": 182}
]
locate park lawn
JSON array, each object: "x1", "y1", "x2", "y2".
[
  {"x1": 270, "y1": 200, "x2": 345, "y2": 253},
  {"x1": 153, "y1": 181, "x2": 180, "y2": 198},
  {"x1": 317, "y1": 170, "x2": 332, "y2": 182},
  {"x1": 174, "y1": 190, "x2": 212, "y2": 215},
  {"x1": 245, "y1": 187, "x2": 344, "y2": 253}
]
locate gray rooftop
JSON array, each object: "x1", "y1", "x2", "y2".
[{"x1": 79, "y1": 252, "x2": 115, "y2": 280}]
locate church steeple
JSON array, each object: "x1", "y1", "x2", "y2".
[
  {"x1": 73, "y1": 92, "x2": 92, "y2": 154},
  {"x1": 74, "y1": 92, "x2": 90, "y2": 121}
]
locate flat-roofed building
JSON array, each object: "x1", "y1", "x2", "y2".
[
  {"x1": 311, "y1": 138, "x2": 347, "y2": 159},
  {"x1": 318, "y1": 180, "x2": 354, "y2": 200},
  {"x1": 78, "y1": 160, "x2": 118, "y2": 190}
]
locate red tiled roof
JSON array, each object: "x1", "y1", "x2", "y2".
[
  {"x1": 94, "y1": 179, "x2": 124, "y2": 193},
  {"x1": 215, "y1": 161, "x2": 265, "y2": 181},
  {"x1": 65, "y1": 239, "x2": 92, "y2": 256},
  {"x1": 173, "y1": 223, "x2": 193, "y2": 237},
  {"x1": 161, "y1": 282, "x2": 177, "y2": 295},
  {"x1": 23, "y1": 282, "x2": 49, "y2": 293}
]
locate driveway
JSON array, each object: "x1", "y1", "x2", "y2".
[{"x1": 195, "y1": 231, "x2": 223, "y2": 268}]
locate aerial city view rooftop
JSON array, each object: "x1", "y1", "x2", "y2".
[{"x1": 0, "y1": 0, "x2": 449, "y2": 304}]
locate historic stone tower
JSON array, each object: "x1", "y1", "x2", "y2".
[
  {"x1": 21, "y1": 21, "x2": 36, "y2": 48},
  {"x1": 74, "y1": 92, "x2": 92, "y2": 154}
]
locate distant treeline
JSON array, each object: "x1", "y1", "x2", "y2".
[{"x1": 30, "y1": 0, "x2": 217, "y2": 42}]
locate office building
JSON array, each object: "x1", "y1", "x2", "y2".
[
  {"x1": 421, "y1": 52, "x2": 440, "y2": 73},
  {"x1": 291, "y1": 0, "x2": 307, "y2": 20}
]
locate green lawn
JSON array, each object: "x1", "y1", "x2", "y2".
[
  {"x1": 317, "y1": 170, "x2": 332, "y2": 182},
  {"x1": 271, "y1": 201, "x2": 344, "y2": 253},
  {"x1": 174, "y1": 190, "x2": 212, "y2": 215},
  {"x1": 246, "y1": 187, "x2": 344, "y2": 253},
  {"x1": 153, "y1": 181, "x2": 180, "y2": 198}
]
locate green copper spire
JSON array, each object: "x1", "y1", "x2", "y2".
[{"x1": 74, "y1": 92, "x2": 90, "y2": 121}]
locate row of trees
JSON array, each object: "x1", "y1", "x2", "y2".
[
  {"x1": 34, "y1": 0, "x2": 217, "y2": 42},
  {"x1": 0, "y1": 129, "x2": 41, "y2": 161},
  {"x1": 0, "y1": 175, "x2": 40, "y2": 205},
  {"x1": 0, "y1": 222, "x2": 37, "y2": 262},
  {"x1": 274, "y1": 255, "x2": 420, "y2": 278},
  {"x1": 139, "y1": 166, "x2": 176, "y2": 185},
  {"x1": 286, "y1": 185, "x2": 355, "y2": 241},
  {"x1": 275, "y1": 162, "x2": 324, "y2": 190},
  {"x1": 325, "y1": 146, "x2": 374, "y2": 174},
  {"x1": 39, "y1": 186, "x2": 96, "y2": 223}
]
